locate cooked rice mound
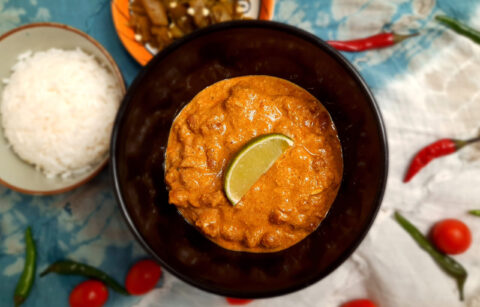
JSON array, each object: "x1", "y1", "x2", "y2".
[{"x1": 1, "y1": 48, "x2": 123, "y2": 178}]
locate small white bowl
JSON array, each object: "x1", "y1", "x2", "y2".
[{"x1": 0, "y1": 23, "x2": 126, "y2": 195}]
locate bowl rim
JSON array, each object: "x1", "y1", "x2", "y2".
[
  {"x1": 0, "y1": 22, "x2": 126, "y2": 195},
  {"x1": 111, "y1": 19, "x2": 389, "y2": 298}
]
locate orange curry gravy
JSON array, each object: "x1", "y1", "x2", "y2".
[{"x1": 165, "y1": 76, "x2": 343, "y2": 252}]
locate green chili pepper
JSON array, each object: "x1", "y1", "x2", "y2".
[
  {"x1": 468, "y1": 210, "x2": 480, "y2": 216},
  {"x1": 14, "y1": 227, "x2": 36, "y2": 306},
  {"x1": 40, "y1": 259, "x2": 129, "y2": 295},
  {"x1": 394, "y1": 212, "x2": 467, "y2": 301},
  {"x1": 436, "y1": 15, "x2": 480, "y2": 44}
]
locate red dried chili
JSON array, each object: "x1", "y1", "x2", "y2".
[
  {"x1": 404, "y1": 136, "x2": 480, "y2": 182},
  {"x1": 327, "y1": 32, "x2": 417, "y2": 52}
]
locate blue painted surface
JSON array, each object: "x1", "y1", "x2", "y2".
[{"x1": 0, "y1": 0, "x2": 478, "y2": 306}]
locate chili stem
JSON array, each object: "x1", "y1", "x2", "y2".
[
  {"x1": 393, "y1": 32, "x2": 419, "y2": 43},
  {"x1": 454, "y1": 135, "x2": 480, "y2": 150},
  {"x1": 465, "y1": 136, "x2": 480, "y2": 145}
]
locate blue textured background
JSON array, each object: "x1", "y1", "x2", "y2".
[{"x1": 0, "y1": 0, "x2": 478, "y2": 306}]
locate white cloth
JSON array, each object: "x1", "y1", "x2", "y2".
[{"x1": 137, "y1": 1, "x2": 480, "y2": 306}]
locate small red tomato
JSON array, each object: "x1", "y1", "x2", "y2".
[
  {"x1": 341, "y1": 299, "x2": 377, "y2": 307},
  {"x1": 226, "y1": 297, "x2": 254, "y2": 305},
  {"x1": 125, "y1": 259, "x2": 162, "y2": 295},
  {"x1": 69, "y1": 280, "x2": 108, "y2": 307},
  {"x1": 431, "y1": 219, "x2": 472, "y2": 254}
]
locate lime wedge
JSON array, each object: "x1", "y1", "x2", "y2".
[{"x1": 224, "y1": 133, "x2": 294, "y2": 205}]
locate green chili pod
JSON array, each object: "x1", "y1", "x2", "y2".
[
  {"x1": 436, "y1": 15, "x2": 480, "y2": 44},
  {"x1": 468, "y1": 210, "x2": 480, "y2": 216},
  {"x1": 40, "y1": 260, "x2": 129, "y2": 295},
  {"x1": 14, "y1": 227, "x2": 36, "y2": 306},
  {"x1": 394, "y1": 212, "x2": 467, "y2": 301}
]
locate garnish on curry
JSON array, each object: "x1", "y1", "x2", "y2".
[{"x1": 165, "y1": 76, "x2": 343, "y2": 252}]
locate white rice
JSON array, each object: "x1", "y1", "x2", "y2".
[{"x1": 1, "y1": 48, "x2": 123, "y2": 178}]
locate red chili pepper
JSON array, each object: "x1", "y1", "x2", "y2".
[
  {"x1": 340, "y1": 299, "x2": 377, "y2": 307},
  {"x1": 404, "y1": 136, "x2": 480, "y2": 182},
  {"x1": 327, "y1": 32, "x2": 417, "y2": 52},
  {"x1": 226, "y1": 297, "x2": 254, "y2": 305}
]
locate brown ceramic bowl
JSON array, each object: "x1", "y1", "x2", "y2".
[
  {"x1": 111, "y1": 20, "x2": 388, "y2": 298},
  {"x1": 0, "y1": 23, "x2": 125, "y2": 195}
]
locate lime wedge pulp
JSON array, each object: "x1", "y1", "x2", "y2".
[{"x1": 224, "y1": 133, "x2": 294, "y2": 205}]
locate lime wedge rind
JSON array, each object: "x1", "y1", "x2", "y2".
[{"x1": 224, "y1": 133, "x2": 294, "y2": 206}]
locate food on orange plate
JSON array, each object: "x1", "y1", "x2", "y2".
[
  {"x1": 431, "y1": 219, "x2": 472, "y2": 255},
  {"x1": 129, "y1": 0, "x2": 248, "y2": 51},
  {"x1": 69, "y1": 280, "x2": 108, "y2": 307},
  {"x1": 165, "y1": 75, "x2": 343, "y2": 253},
  {"x1": 125, "y1": 260, "x2": 163, "y2": 295}
]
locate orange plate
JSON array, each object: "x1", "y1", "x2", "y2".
[{"x1": 111, "y1": 0, "x2": 276, "y2": 66}]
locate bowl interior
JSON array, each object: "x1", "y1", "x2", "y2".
[
  {"x1": 112, "y1": 21, "x2": 387, "y2": 298},
  {"x1": 0, "y1": 23, "x2": 124, "y2": 194}
]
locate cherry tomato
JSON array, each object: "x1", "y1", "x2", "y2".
[
  {"x1": 226, "y1": 297, "x2": 254, "y2": 305},
  {"x1": 125, "y1": 259, "x2": 162, "y2": 295},
  {"x1": 431, "y1": 219, "x2": 472, "y2": 254},
  {"x1": 340, "y1": 299, "x2": 377, "y2": 307},
  {"x1": 69, "y1": 280, "x2": 108, "y2": 307}
]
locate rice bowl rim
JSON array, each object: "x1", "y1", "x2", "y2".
[{"x1": 0, "y1": 22, "x2": 126, "y2": 195}]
